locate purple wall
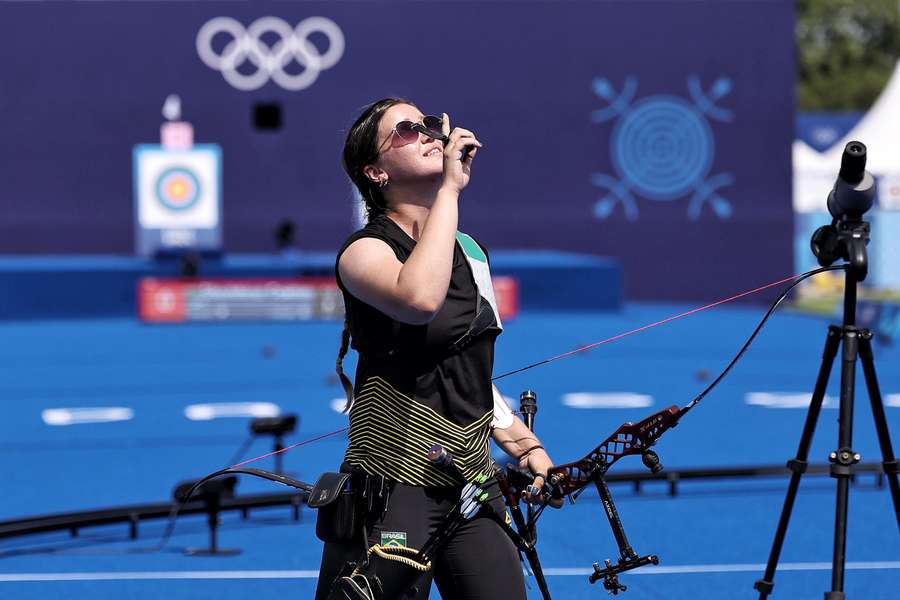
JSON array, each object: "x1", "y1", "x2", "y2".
[{"x1": 0, "y1": 1, "x2": 795, "y2": 300}]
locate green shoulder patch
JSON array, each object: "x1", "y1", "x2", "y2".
[{"x1": 455, "y1": 232, "x2": 487, "y2": 263}]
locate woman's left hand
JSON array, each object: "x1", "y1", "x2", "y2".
[{"x1": 490, "y1": 410, "x2": 564, "y2": 507}]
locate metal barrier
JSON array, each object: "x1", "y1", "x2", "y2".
[{"x1": 0, "y1": 462, "x2": 886, "y2": 543}]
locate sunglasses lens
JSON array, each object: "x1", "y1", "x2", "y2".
[
  {"x1": 423, "y1": 115, "x2": 443, "y2": 133},
  {"x1": 394, "y1": 121, "x2": 418, "y2": 142}
]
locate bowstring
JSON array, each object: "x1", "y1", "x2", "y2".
[
  {"x1": 236, "y1": 266, "x2": 844, "y2": 467},
  {"x1": 492, "y1": 267, "x2": 841, "y2": 382}
]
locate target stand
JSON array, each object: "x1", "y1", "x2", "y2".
[{"x1": 133, "y1": 143, "x2": 222, "y2": 257}]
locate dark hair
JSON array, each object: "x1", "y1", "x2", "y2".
[
  {"x1": 341, "y1": 97, "x2": 411, "y2": 220},
  {"x1": 336, "y1": 97, "x2": 411, "y2": 412},
  {"x1": 335, "y1": 317, "x2": 354, "y2": 413}
]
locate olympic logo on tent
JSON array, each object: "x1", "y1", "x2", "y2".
[
  {"x1": 155, "y1": 167, "x2": 201, "y2": 211},
  {"x1": 196, "y1": 16, "x2": 345, "y2": 91}
]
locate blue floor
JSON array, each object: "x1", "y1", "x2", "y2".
[{"x1": 0, "y1": 303, "x2": 898, "y2": 599}]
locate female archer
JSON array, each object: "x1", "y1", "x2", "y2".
[{"x1": 316, "y1": 98, "x2": 557, "y2": 600}]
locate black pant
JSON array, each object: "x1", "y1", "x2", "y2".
[{"x1": 314, "y1": 480, "x2": 526, "y2": 600}]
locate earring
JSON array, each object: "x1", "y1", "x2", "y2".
[{"x1": 379, "y1": 177, "x2": 389, "y2": 188}]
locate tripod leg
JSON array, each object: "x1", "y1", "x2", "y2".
[
  {"x1": 274, "y1": 435, "x2": 284, "y2": 475},
  {"x1": 209, "y1": 507, "x2": 219, "y2": 553},
  {"x1": 825, "y1": 327, "x2": 866, "y2": 600},
  {"x1": 755, "y1": 326, "x2": 841, "y2": 600},
  {"x1": 858, "y1": 332, "x2": 900, "y2": 532}
]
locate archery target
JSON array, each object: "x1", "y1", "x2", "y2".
[
  {"x1": 135, "y1": 145, "x2": 220, "y2": 229},
  {"x1": 156, "y1": 167, "x2": 201, "y2": 211}
]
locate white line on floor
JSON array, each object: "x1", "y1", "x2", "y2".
[
  {"x1": 184, "y1": 402, "x2": 280, "y2": 421},
  {"x1": 0, "y1": 562, "x2": 898, "y2": 582},
  {"x1": 562, "y1": 392, "x2": 653, "y2": 409},
  {"x1": 41, "y1": 407, "x2": 134, "y2": 426},
  {"x1": 544, "y1": 561, "x2": 900, "y2": 575}
]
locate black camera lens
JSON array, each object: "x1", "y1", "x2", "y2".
[
  {"x1": 826, "y1": 140, "x2": 875, "y2": 220},
  {"x1": 838, "y1": 142, "x2": 866, "y2": 185}
]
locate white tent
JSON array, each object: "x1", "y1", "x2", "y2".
[
  {"x1": 793, "y1": 139, "x2": 836, "y2": 212},
  {"x1": 822, "y1": 59, "x2": 900, "y2": 174},
  {"x1": 792, "y1": 139, "x2": 834, "y2": 275},
  {"x1": 792, "y1": 62, "x2": 900, "y2": 287}
]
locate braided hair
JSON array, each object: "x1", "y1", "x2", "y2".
[
  {"x1": 335, "y1": 317, "x2": 355, "y2": 413},
  {"x1": 336, "y1": 97, "x2": 411, "y2": 411}
]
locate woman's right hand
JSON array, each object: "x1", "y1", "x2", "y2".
[{"x1": 440, "y1": 112, "x2": 483, "y2": 194}]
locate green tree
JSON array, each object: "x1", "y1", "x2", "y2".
[{"x1": 797, "y1": 0, "x2": 900, "y2": 110}]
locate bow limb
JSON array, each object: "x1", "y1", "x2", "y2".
[{"x1": 181, "y1": 467, "x2": 314, "y2": 504}]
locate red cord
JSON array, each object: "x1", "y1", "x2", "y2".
[
  {"x1": 546, "y1": 272, "x2": 805, "y2": 363},
  {"x1": 232, "y1": 271, "x2": 811, "y2": 467}
]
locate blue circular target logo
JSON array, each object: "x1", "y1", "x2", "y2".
[
  {"x1": 155, "y1": 167, "x2": 201, "y2": 211},
  {"x1": 611, "y1": 97, "x2": 713, "y2": 201},
  {"x1": 590, "y1": 76, "x2": 734, "y2": 221}
]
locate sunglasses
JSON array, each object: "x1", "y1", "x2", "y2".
[{"x1": 379, "y1": 115, "x2": 445, "y2": 152}]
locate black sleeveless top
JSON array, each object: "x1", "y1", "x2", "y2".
[{"x1": 335, "y1": 215, "x2": 500, "y2": 486}]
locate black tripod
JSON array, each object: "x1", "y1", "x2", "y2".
[{"x1": 754, "y1": 184, "x2": 900, "y2": 597}]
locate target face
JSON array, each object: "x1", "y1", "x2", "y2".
[
  {"x1": 134, "y1": 144, "x2": 220, "y2": 231},
  {"x1": 155, "y1": 167, "x2": 201, "y2": 211},
  {"x1": 611, "y1": 96, "x2": 713, "y2": 201}
]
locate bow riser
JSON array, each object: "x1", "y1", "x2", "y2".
[{"x1": 548, "y1": 406, "x2": 680, "y2": 496}]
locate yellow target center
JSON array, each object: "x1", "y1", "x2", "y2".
[{"x1": 168, "y1": 181, "x2": 188, "y2": 200}]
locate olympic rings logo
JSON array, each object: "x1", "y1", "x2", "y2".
[{"x1": 196, "y1": 16, "x2": 345, "y2": 91}]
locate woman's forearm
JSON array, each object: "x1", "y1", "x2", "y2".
[
  {"x1": 493, "y1": 415, "x2": 551, "y2": 467},
  {"x1": 492, "y1": 415, "x2": 561, "y2": 504}
]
